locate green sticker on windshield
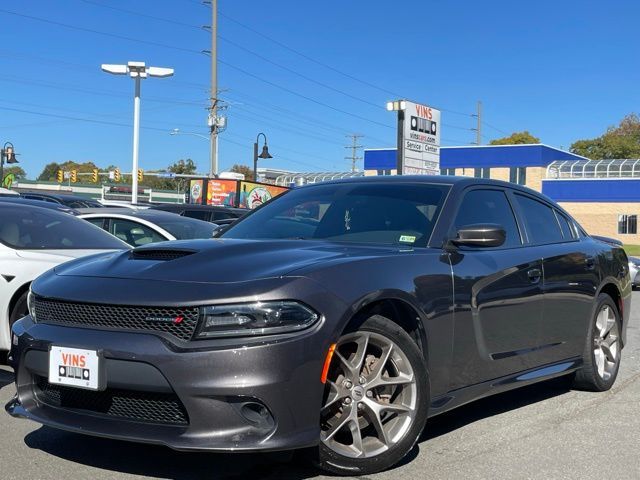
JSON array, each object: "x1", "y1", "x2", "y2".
[{"x1": 399, "y1": 235, "x2": 416, "y2": 243}]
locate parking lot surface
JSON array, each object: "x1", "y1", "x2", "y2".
[{"x1": 1, "y1": 293, "x2": 639, "y2": 480}]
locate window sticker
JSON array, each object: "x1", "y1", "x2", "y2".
[{"x1": 399, "y1": 235, "x2": 416, "y2": 243}]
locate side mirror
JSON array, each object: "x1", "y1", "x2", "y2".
[{"x1": 448, "y1": 223, "x2": 506, "y2": 248}]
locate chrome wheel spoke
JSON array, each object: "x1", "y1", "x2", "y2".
[
  {"x1": 367, "y1": 371, "x2": 414, "y2": 390},
  {"x1": 323, "y1": 411, "x2": 351, "y2": 441},
  {"x1": 601, "y1": 342, "x2": 616, "y2": 363},
  {"x1": 348, "y1": 417, "x2": 364, "y2": 457},
  {"x1": 322, "y1": 381, "x2": 342, "y2": 411},
  {"x1": 335, "y1": 333, "x2": 370, "y2": 378},
  {"x1": 595, "y1": 348, "x2": 605, "y2": 377},
  {"x1": 363, "y1": 401, "x2": 390, "y2": 446}
]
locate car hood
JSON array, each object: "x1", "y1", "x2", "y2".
[{"x1": 53, "y1": 238, "x2": 414, "y2": 284}]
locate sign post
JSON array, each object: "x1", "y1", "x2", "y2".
[{"x1": 387, "y1": 100, "x2": 441, "y2": 175}]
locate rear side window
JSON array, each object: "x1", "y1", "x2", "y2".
[
  {"x1": 453, "y1": 189, "x2": 521, "y2": 247},
  {"x1": 183, "y1": 210, "x2": 210, "y2": 221},
  {"x1": 513, "y1": 194, "x2": 563, "y2": 244},
  {"x1": 555, "y1": 211, "x2": 575, "y2": 240}
]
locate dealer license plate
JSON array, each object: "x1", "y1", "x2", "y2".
[{"x1": 48, "y1": 346, "x2": 101, "y2": 391}]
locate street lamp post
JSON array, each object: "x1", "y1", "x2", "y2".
[
  {"x1": 102, "y1": 62, "x2": 174, "y2": 203},
  {"x1": 0, "y1": 142, "x2": 19, "y2": 186},
  {"x1": 170, "y1": 128, "x2": 209, "y2": 142},
  {"x1": 253, "y1": 133, "x2": 272, "y2": 181}
]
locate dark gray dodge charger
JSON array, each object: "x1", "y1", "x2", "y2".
[{"x1": 6, "y1": 176, "x2": 631, "y2": 475}]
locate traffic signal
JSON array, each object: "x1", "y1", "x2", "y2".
[
  {"x1": 56, "y1": 170, "x2": 64, "y2": 183},
  {"x1": 92, "y1": 169, "x2": 99, "y2": 183},
  {"x1": 70, "y1": 170, "x2": 78, "y2": 183},
  {"x1": 113, "y1": 167, "x2": 121, "y2": 182},
  {"x1": 137, "y1": 168, "x2": 144, "y2": 182}
]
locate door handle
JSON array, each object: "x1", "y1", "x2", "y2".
[
  {"x1": 585, "y1": 256, "x2": 595, "y2": 270},
  {"x1": 527, "y1": 268, "x2": 542, "y2": 283}
]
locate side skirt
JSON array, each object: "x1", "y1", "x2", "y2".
[{"x1": 428, "y1": 356, "x2": 582, "y2": 418}]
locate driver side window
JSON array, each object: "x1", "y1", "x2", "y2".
[{"x1": 453, "y1": 189, "x2": 522, "y2": 247}]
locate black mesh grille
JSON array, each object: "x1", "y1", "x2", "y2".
[
  {"x1": 34, "y1": 376, "x2": 189, "y2": 425},
  {"x1": 130, "y1": 249, "x2": 196, "y2": 261},
  {"x1": 34, "y1": 298, "x2": 199, "y2": 341}
]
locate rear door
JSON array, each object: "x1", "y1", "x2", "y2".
[
  {"x1": 511, "y1": 193, "x2": 599, "y2": 362},
  {"x1": 448, "y1": 187, "x2": 545, "y2": 389}
]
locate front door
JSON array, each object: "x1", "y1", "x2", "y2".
[{"x1": 448, "y1": 188, "x2": 545, "y2": 389}]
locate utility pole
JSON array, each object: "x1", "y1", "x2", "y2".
[
  {"x1": 208, "y1": 0, "x2": 218, "y2": 178},
  {"x1": 474, "y1": 100, "x2": 482, "y2": 145},
  {"x1": 345, "y1": 134, "x2": 363, "y2": 172}
]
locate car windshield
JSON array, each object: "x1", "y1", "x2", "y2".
[
  {"x1": 221, "y1": 182, "x2": 450, "y2": 247},
  {"x1": 150, "y1": 215, "x2": 217, "y2": 240},
  {"x1": 0, "y1": 206, "x2": 129, "y2": 250}
]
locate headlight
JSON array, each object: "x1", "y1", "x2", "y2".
[
  {"x1": 195, "y1": 301, "x2": 319, "y2": 338},
  {"x1": 27, "y1": 289, "x2": 36, "y2": 322}
]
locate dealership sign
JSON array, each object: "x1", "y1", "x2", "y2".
[{"x1": 387, "y1": 100, "x2": 441, "y2": 175}]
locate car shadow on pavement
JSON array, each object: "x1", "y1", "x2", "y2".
[
  {"x1": 0, "y1": 368, "x2": 15, "y2": 390},
  {"x1": 24, "y1": 427, "x2": 319, "y2": 480},
  {"x1": 396, "y1": 376, "x2": 574, "y2": 467},
  {"x1": 22, "y1": 376, "x2": 573, "y2": 479}
]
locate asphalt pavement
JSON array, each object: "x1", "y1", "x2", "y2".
[{"x1": 1, "y1": 293, "x2": 639, "y2": 480}]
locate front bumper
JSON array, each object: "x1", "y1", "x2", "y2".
[{"x1": 6, "y1": 315, "x2": 334, "y2": 452}]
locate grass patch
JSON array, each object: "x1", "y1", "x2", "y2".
[{"x1": 623, "y1": 245, "x2": 640, "y2": 257}]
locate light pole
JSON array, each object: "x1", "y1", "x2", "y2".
[
  {"x1": 253, "y1": 133, "x2": 272, "y2": 181},
  {"x1": 1, "y1": 142, "x2": 19, "y2": 185},
  {"x1": 102, "y1": 62, "x2": 174, "y2": 203}
]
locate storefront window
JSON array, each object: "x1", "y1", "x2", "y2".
[{"x1": 618, "y1": 214, "x2": 637, "y2": 234}]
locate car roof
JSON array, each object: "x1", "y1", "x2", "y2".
[
  {"x1": 76, "y1": 207, "x2": 185, "y2": 219},
  {"x1": 150, "y1": 203, "x2": 247, "y2": 213},
  {"x1": 0, "y1": 196, "x2": 78, "y2": 213}
]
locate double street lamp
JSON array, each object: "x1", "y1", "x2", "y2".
[
  {"x1": 102, "y1": 61, "x2": 174, "y2": 203},
  {"x1": 253, "y1": 133, "x2": 272, "y2": 181},
  {"x1": 1, "y1": 142, "x2": 19, "y2": 185}
]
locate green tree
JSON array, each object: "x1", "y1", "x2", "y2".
[
  {"x1": 37, "y1": 162, "x2": 61, "y2": 181},
  {"x1": 570, "y1": 113, "x2": 640, "y2": 159},
  {"x1": 168, "y1": 158, "x2": 197, "y2": 175},
  {"x1": 3, "y1": 166, "x2": 27, "y2": 180},
  {"x1": 489, "y1": 131, "x2": 541, "y2": 145},
  {"x1": 230, "y1": 164, "x2": 254, "y2": 181}
]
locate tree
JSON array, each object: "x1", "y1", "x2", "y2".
[
  {"x1": 489, "y1": 131, "x2": 540, "y2": 145},
  {"x1": 570, "y1": 113, "x2": 640, "y2": 159},
  {"x1": 168, "y1": 158, "x2": 197, "y2": 175},
  {"x1": 3, "y1": 166, "x2": 27, "y2": 180},
  {"x1": 37, "y1": 162, "x2": 61, "y2": 181},
  {"x1": 37, "y1": 161, "x2": 99, "y2": 181},
  {"x1": 230, "y1": 164, "x2": 254, "y2": 181}
]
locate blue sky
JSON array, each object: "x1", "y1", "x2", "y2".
[{"x1": 1, "y1": 0, "x2": 638, "y2": 178}]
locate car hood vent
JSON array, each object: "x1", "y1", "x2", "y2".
[{"x1": 130, "y1": 248, "x2": 197, "y2": 261}]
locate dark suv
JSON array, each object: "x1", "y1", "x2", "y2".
[{"x1": 149, "y1": 204, "x2": 248, "y2": 224}]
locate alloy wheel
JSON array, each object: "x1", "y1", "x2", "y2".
[
  {"x1": 593, "y1": 305, "x2": 620, "y2": 381},
  {"x1": 320, "y1": 331, "x2": 418, "y2": 459}
]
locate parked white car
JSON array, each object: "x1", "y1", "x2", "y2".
[
  {"x1": 0, "y1": 203, "x2": 129, "y2": 358},
  {"x1": 77, "y1": 208, "x2": 218, "y2": 247}
]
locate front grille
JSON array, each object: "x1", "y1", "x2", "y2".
[
  {"x1": 130, "y1": 249, "x2": 196, "y2": 261},
  {"x1": 34, "y1": 298, "x2": 199, "y2": 341},
  {"x1": 34, "y1": 376, "x2": 189, "y2": 426}
]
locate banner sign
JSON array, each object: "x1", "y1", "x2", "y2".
[
  {"x1": 207, "y1": 179, "x2": 237, "y2": 206},
  {"x1": 238, "y1": 181, "x2": 289, "y2": 209}
]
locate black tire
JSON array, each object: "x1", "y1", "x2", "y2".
[
  {"x1": 314, "y1": 314, "x2": 429, "y2": 475},
  {"x1": 9, "y1": 291, "x2": 29, "y2": 329},
  {"x1": 572, "y1": 293, "x2": 622, "y2": 391}
]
